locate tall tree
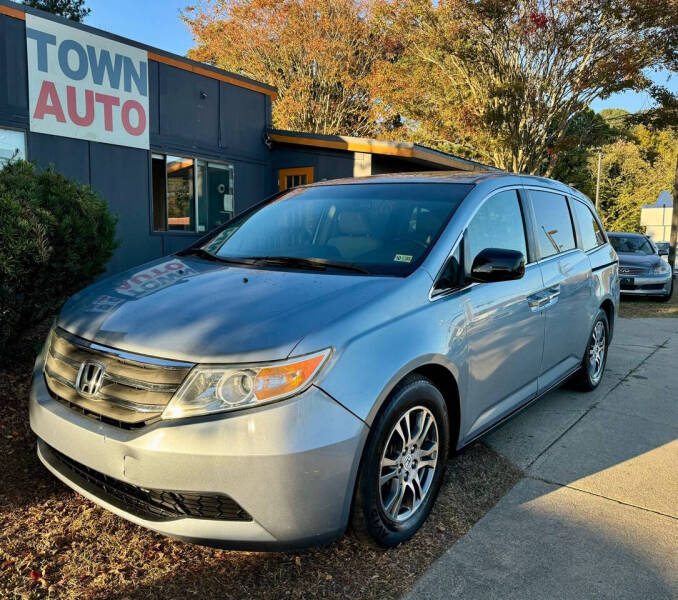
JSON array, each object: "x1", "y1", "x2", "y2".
[
  {"x1": 375, "y1": 0, "x2": 677, "y2": 173},
  {"x1": 631, "y1": 86, "x2": 678, "y2": 265},
  {"x1": 23, "y1": 0, "x2": 90, "y2": 21},
  {"x1": 183, "y1": 0, "x2": 398, "y2": 137}
]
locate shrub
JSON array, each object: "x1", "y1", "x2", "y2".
[{"x1": 0, "y1": 160, "x2": 118, "y2": 355}]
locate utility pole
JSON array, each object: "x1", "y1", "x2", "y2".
[
  {"x1": 595, "y1": 150, "x2": 602, "y2": 210},
  {"x1": 668, "y1": 155, "x2": 678, "y2": 271}
]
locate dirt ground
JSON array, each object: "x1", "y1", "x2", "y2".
[{"x1": 0, "y1": 328, "x2": 521, "y2": 600}]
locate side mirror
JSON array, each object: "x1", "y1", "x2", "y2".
[{"x1": 470, "y1": 248, "x2": 526, "y2": 283}]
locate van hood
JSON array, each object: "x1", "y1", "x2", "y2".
[{"x1": 57, "y1": 255, "x2": 402, "y2": 363}]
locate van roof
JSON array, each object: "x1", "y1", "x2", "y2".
[{"x1": 308, "y1": 171, "x2": 588, "y2": 202}]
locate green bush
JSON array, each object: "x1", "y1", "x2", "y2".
[{"x1": 0, "y1": 160, "x2": 118, "y2": 354}]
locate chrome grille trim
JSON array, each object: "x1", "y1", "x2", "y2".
[
  {"x1": 48, "y1": 346, "x2": 81, "y2": 369},
  {"x1": 95, "y1": 393, "x2": 171, "y2": 414},
  {"x1": 53, "y1": 327, "x2": 193, "y2": 369},
  {"x1": 44, "y1": 363, "x2": 77, "y2": 390},
  {"x1": 101, "y1": 370, "x2": 179, "y2": 393}
]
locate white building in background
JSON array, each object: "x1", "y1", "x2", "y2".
[{"x1": 641, "y1": 191, "x2": 673, "y2": 242}]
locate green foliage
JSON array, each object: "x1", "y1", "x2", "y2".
[
  {"x1": 23, "y1": 0, "x2": 90, "y2": 22},
  {"x1": 629, "y1": 86, "x2": 678, "y2": 132},
  {"x1": 549, "y1": 109, "x2": 622, "y2": 197},
  {"x1": 592, "y1": 125, "x2": 678, "y2": 232},
  {"x1": 0, "y1": 160, "x2": 117, "y2": 354}
]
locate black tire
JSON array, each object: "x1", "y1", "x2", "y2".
[
  {"x1": 658, "y1": 277, "x2": 674, "y2": 303},
  {"x1": 350, "y1": 374, "x2": 449, "y2": 547},
  {"x1": 573, "y1": 309, "x2": 609, "y2": 391}
]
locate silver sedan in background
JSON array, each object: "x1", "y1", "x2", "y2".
[{"x1": 30, "y1": 172, "x2": 618, "y2": 549}]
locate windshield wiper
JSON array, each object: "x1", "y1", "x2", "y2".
[
  {"x1": 246, "y1": 256, "x2": 371, "y2": 274},
  {"x1": 180, "y1": 248, "x2": 257, "y2": 265}
]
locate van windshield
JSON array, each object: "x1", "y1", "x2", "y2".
[{"x1": 199, "y1": 183, "x2": 473, "y2": 275}]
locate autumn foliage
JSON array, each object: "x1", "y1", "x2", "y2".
[
  {"x1": 374, "y1": 0, "x2": 678, "y2": 174},
  {"x1": 183, "y1": 0, "x2": 398, "y2": 137},
  {"x1": 184, "y1": 0, "x2": 678, "y2": 177}
]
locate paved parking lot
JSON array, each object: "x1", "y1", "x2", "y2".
[{"x1": 405, "y1": 317, "x2": 678, "y2": 600}]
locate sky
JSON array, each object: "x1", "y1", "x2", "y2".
[{"x1": 85, "y1": 0, "x2": 676, "y2": 115}]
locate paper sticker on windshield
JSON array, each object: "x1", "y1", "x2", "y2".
[{"x1": 394, "y1": 254, "x2": 413, "y2": 263}]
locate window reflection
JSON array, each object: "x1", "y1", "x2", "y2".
[{"x1": 167, "y1": 156, "x2": 194, "y2": 231}]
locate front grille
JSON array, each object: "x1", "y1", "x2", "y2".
[
  {"x1": 44, "y1": 328, "x2": 192, "y2": 427},
  {"x1": 46, "y1": 443, "x2": 252, "y2": 522},
  {"x1": 619, "y1": 266, "x2": 648, "y2": 275}
]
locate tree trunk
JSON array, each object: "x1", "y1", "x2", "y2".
[{"x1": 668, "y1": 154, "x2": 678, "y2": 271}]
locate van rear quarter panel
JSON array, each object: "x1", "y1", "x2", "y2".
[{"x1": 587, "y1": 243, "x2": 619, "y2": 335}]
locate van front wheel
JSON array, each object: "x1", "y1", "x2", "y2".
[{"x1": 350, "y1": 374, "x2": 449, "y2": 547}]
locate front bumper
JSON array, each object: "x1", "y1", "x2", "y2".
[
  {"x1": 29, "y1": 355, "x2": 369, "y2": 550},
  {"x1": 619, "y1": 273, "x2": 673, "y2": 296}
]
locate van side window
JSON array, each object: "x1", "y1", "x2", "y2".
[
  {"x1": 529, "y1": 190, "x2": 576, "y2": 258},
  {"x1": 465, "y1": 190, "x2": 527, "y2": 273},
  {"x1": 571, "y1": 199, "x2": 605, "y2": 251}
]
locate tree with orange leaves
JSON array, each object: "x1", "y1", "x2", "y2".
[
  {"x1": 183, "y1": 0, "x2": 399, "y2": 137},
  {"x1": 375, "y1": 0, "x2": 678, "y2": 174}
]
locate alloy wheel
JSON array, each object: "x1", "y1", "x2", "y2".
[
  {"x1": 378, "y1": 406, "x2": 439, "y2": 523},
  {"x1": 588, "y1": 320, "x2": 606, "y2": 384}
]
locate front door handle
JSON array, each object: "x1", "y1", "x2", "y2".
[
  {"x1": 527, "y1": 293, "x2": 550, "y2": 310},
  {"x1": 527, "y1": 285, "x2": 561, "y2": 311},
  {"x1": 546, "y1": 285, "x2": 560, "y2": 303}
]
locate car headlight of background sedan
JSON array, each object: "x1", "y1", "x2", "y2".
[
  {"x1": 653, "y1": 262, "x2": 671, "y2": 275},
  {"x1": 162, "y1": 349, "x2": 332, "y2": 419}
]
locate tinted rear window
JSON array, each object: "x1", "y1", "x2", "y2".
[{"x1": 572, "y1": 199, "x2": 606, "y2": 251}]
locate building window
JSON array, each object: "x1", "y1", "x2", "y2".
[
  {"x1": 279, "y1": 166, "x2": 314, "y2": 191},
  {"x1": 152, "y1": 154, "x2": 235, "y2": 233},
  {"x1": 0, "y1": 128, "x2": 26, "y2": 166}
]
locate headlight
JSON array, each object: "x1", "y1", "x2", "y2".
[
  {"x1": 653, "y1": 262, "x2": 671, "y2": 274},
  {"x1": 162, "y1": 348, "x2": 332, "y2": 420}
]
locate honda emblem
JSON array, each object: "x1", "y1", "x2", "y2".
[{"x1": 76, "y1": 360, "x2": 106, "y2": 398}]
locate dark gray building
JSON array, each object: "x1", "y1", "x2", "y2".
[{"x1": 0, "y1": 0, "x2": 491, "y2": 274}]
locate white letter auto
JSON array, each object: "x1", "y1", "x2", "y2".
[{"x1": 26, "y1": 14, "x2": 149, "y2": 149}]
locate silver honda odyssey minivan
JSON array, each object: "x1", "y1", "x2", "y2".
[{"x1": 30, "y1": 172, "x2": 619, "y2": 549}]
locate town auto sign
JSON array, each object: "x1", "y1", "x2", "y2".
[{"x1": 25, "y1": 14, "x2": 149, "y2": 150}]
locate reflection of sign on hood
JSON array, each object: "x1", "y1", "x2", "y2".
[
  {"x1": 26, "y1": 14, "x2": 149, "y2": 149},
  {"x1": 116, "y1": 260, "x2": 197, "y2": 299}
]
